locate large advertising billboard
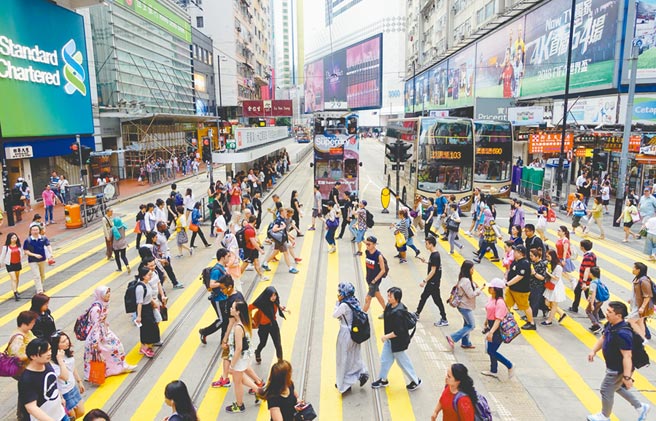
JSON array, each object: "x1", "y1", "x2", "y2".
[
  {"x1": 623, "y1": 0, "x2": 656, "y2": 82},
  {"x1": 306, "y1": 33, "x2": 382, "y2": 112},
  {"x1": 346, "y1": 34, "x2": 382, "y2": 110},
  {"x1": 324, "y1": 49, "x2": 347, "y2": 110},
  {"x1": 522, "y1": 0, "x2": 620, "y2": 97},
  {"x1": 426, "y1": 62, "x2": 448, "y2": 110},
  {"x1": 446, "y1": 45, "x2": 476, "y2": 108},
  {"x1": 304, "y1": 59, "x2": 324, "y2": 113},
  {"x1": 0, "y1": 0, "x2": 93, "y2": 138},
  {"x1": 475, "y1": 18, "x2": 526, "y2": 99}
]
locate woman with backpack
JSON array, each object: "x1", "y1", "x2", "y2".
[
  {"x1": 446, "y1": 261, "x2": 483, "y2": 351},
  {"x1": 333, "y1": 282, "x2": 369, "y2": 394},
  {"x1": 225, "y1": 301, "x2": 260, "y2": 413},
  {"x1": 83, "y1": 286, "x2": 135, "y2": 380},
  {"x1": 250, "y1": 286, "x2": 287, "y2": 364},
  {"x1": 134, "y1": 266, "x2": 160, "y2": 358},
  {"x1": 431, "y1": 363, "x2": 480, "y2": 421},
  {"x1": 481, "y1": 278, "x2": 514, "y2": 380},
  {"x1": 627, "y1": 262, "x2": 654, "y2": 341}
]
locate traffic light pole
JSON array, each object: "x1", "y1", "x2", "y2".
[
  {"x1": 76, "y1": 135, "x2": 84, "y2": 188},
  {"x1": 0, "y1": 122, "x2": 15, "y2": 226},
  {"x1": 395, "y1": 142, "x2": 401, "y2": 214}
]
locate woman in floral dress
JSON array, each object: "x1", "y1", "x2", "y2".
[{"x1": 83, "y1": 286, "x2": 136, "y2": 380}]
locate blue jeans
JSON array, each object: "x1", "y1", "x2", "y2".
[
  {"x1": 379, "y1": 340, "x2": 418, "y2": 383},
  {"x1": 486, "y1": 339, "x2": 513, "y2": 373},
  {"x1": 45, "y1": 205, "x2": 54, "y2": 223},
  {"x1": 325, "y1": 226, "x2": 337, "y2": 246},
  {"x1": 450, "y1": 307, "x2": 475, "y2": 346}
]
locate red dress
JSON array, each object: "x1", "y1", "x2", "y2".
[{"x1": 439, "y1": 385, "x2": 475, "y2": 421}]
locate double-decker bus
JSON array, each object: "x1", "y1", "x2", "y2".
[
  {"x1": 312, "y1": 112, "x2": 359, "y2": 201},
  {"x1": 474, "y1": 120, "x2": 513, "y2": 198},
  {"x1": 384, "y1": 117, "x2": 475, "y2": 211}
]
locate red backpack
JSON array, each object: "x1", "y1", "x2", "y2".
[
  {"x1": 546, "y1": 207, "x2": 556, "y2": 223},
  {"x1": 73, "y1": 302, "x2": 102, "y2": 341}
]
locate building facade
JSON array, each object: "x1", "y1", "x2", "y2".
[
  {"x1": 90, "y1": 0, "x2": 214, "y2": 180},
  {"x1": 187, "y1": 0, "x2": 273, "y2": 120},
  {"x1": 302, "y1": 0, "x2": 407, "y2": 128}
]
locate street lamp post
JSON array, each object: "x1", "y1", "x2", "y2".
[
  {"x1": 554, "y1": 0, "x2": 577, "y2": 209},
  {"x1": 217, "y1": 55, "x2": 223, "y2": 120}
]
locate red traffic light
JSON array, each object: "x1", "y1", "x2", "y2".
[
  {"x1": 203, "y1": 138, "x2": 210, "y2": 146},
  {"x1": 70, "y1": 143, "x2": 79, "y2": 152}
]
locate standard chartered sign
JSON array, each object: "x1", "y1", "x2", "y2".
[
  {"x1": 0, "y1": 36, "x2": 86, "y2": 95},
  {"x1": 0, "y1": 0, "x2": 92, "y2": 138}
]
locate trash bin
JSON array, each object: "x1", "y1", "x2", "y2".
[{"x1": 65, "y1": 204, "x2": 83, "y2": 229}]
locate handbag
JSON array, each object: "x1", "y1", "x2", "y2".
[
  {"x1": 88, "y1": 351, "x2": 106, "y2": 385},
  {"x1": 632, "y1": 212, "x2": 641, "y2": 223},
  {"x1": 446, "y1": 217, "x2": 460, "y2": 232},
  {"x1": 160, "y1": 304, "x2": 169, "y2": 322},
  {"x1": 326, "y1": 218, "x2": 339, "y2": 229},
  {"x1": 0, "y1": 334, "x2": 24, "y2": 378},
  {"x1": 394, "y1": 231, "x2": 406, "y2": 248},
  {"x1": 293, "y1": 402, "x2": 317, "y2": 420},
  {"x1": 499, "y1": 309, "x2": 521, "y2": 344},
  {"x1": 133, "y1": 222, "x2": 141, "y2": 234},
  {"x1": 189, "y1": 223, "x2": 199, "y2": 232},
  {"x1": 268, "y1": 229, "x2": 284, "y2": 243}
]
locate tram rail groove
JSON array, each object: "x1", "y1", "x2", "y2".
[
  {"x1": 101, "y1": 154, "x2": 314, "y2": 417},
  {"x1": 352, "y1": 242, "x2": 386, "y2": 421}
]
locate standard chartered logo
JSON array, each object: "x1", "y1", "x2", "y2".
[
  {"x1": 62, "y1": 39, "x2": 86, "y2": 95},
  {"x1": 0, "y1": 35, "x2": 87, "y2": 96}
]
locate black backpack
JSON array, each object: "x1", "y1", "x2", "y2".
[
  {"x1": 201, "y1": 263, "x2": 224, "y2": 289},
  {"x1": 380, "y1": 254, "x2": 390, "y2": 278},
  {"x1": 612, "y1": 325, "x2": 650, "y2": 370},
  {"x1": 235, "y1": 227, "x2": 247, "y2": 249},
  {"x1": 365, "y1": 210, "x2": 374, "y2": 228},
  {"x1": 402, "y1": 309, "x2": 418, "y2": 339},
  {"x1": 124, "y1": 280, "x2": 147, "y2": 314},
  {"x1": 344, "y1": 302, "x2": 371, "y2": 344}
]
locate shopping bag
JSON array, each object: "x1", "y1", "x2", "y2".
[
  {"x1": 189, "y1": 223, "x2": 199, "y2": 232},
  {"x1": 88, "y1": 352, "x2": 106, "y2": 385},
  {"x1": 394, "y1": 231, "x2": 406, "y2": 248}
]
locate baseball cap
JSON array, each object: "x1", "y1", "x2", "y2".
[
  {"x1": 361, "y1": 200, "x2": 367, "y2": 206},
  {"x1": 366, "y1": 235, "x2": 377, "y2": 244},
  {"x1": 512, "y1": 245, "x2": 527, "y2": 255},
  {"x1": 488, "y1": 278, "x2": 506, "y2": 289}
]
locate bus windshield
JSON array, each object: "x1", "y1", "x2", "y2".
[
  {"x1": 474, "y1": 121, "x2": 512, "y2": 182},
  {"x1": 417, "y1": 119, "x2": 473, "y2": 194}
]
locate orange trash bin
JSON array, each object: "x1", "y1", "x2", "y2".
[{"x1": 65, "y1": 204, "x2": 83, "y2": 229}]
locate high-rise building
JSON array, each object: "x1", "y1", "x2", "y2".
[
  {"x1": 273, "y1": 0, "x2": 297, "y2": 90},
  {"x1": 187, "y1": 0, "x2": 273, "y2": 120},
  {"x1": 302, "y1": 0, "x2": 406, "y2": 127}
]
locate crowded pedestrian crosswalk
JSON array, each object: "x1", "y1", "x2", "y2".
[{"x1": 1, "y1": 154, "x2": 656, "y2": 421}]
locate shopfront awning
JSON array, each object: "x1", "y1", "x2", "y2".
[
  {"x1": 636, "y1": 154, "x2": 656, "y2": 165},
  {"x1": 212, "y1": 137, "x2": 295, "y2": 164},
  {"x1": 99, "y1": 112, "x2": 218, "y2": 124}
]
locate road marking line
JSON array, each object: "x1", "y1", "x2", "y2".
[
  {"x1": 130, "y1": 306, "x2": 217, "y2": 420},
  {"x1": 83, "y1": 280, "x2": 204, "y2": 414},
  {"x1": 359, "y1": 258, "x2": 416, "y2": 421},
  {"x1": 318, "y1": 243, "x2": 343, "y2": 419},
  {"x1": 442, "y1": 230, "x2": 620, "y2": 420},
  {"x1": 254, "y1": 231, "x2": 315, "y2": 420}
]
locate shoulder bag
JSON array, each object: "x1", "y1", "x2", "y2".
[
  {"x1": 294, "y1": 402, "x2": 317, "y2": 420},
  {"x1": 499, "y1": 305, "x2": 521, "y2": 344},
  {"x1": 0, "y1": 334, "x2": 24, "y2": 378}
]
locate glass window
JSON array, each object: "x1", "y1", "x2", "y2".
[{"x1": 197, "y1": 16, "x2": 204, "y2": 28}]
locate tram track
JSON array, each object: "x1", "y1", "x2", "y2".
[
  {"x1": 351, "y1": 240, "x2": 386, "y2": 421},
  {"x1": 100, "y1": 151, "x2": 314, "y2": 417}
]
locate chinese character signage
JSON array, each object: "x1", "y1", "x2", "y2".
[
  {"x1": 522, "y1": 0, "x2": 620, "y2": 97},
  {"x1": 529, "y1": 132, "x2": 574, "y2": 153},
  {"x1": 5, "y1": 146, "x2": 33, "y2": 159},
  {"x1": 242, "y1": 100, "x2": 293, "y2": 117}
]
